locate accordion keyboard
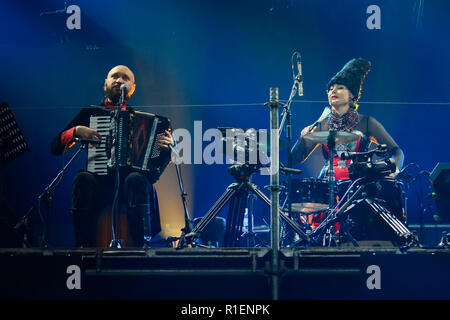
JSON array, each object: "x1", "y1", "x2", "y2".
[{"x1": 87, "y1": 115, "x2": 111, "y2": 175}]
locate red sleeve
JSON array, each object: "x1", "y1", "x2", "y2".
[{"x1": 61, "y1": 127, "x2": 76, "y2": 146}]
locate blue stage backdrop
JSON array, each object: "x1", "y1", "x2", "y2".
[{"x1": 1, "y1": 0, "x2": 449, "y2": 247}]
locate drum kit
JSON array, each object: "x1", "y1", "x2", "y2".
[
  {"x1": 176, "y1": 55, "x2": 418, "y2": 250},
  {"x1": 184, "y1": 128, "x2": 418, "y2": 249},
  {"x1": 282, "y1": 130, "x2": 416, "y2": 248}
]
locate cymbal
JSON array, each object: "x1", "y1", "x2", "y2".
[{"x1": 303, "y1": 131, "x2": 359, "y2": 144}]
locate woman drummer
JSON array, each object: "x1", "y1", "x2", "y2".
[
  {"x1": 292, "y1": 57, "x2": 403, "y2": 180},
  {"x1": 290, "y1": 58, "x2": 404, "y2": 242}
]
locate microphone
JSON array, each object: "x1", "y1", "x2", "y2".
[
  {"x1": 119, "y1": 84, "x2": 129, "y2": 108},
  {"x1": 120, "y1": 84, "x2": 129, "y2": 97},
  {"x1": 296, "y1": 54, "x2": 303, "y2": 97},
  {"x1": 64, "y1": 137, "x2": 101, "y2": 152},
  {"x1": 168, "y1": 141, "x2": 182, "y2": 162},
  {"x1": 308, "y1": 107, "x2": 331, "y2": 133}
]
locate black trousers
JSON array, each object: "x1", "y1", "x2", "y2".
[{"x1": 72, "y1": 169, "x2": 161, "y2": 247}]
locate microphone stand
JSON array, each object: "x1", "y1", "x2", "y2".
[
  {"x1": 322, "y1": 130, "x2": 339, "y2": 246},
  {"x1": 327, "y1": 130, "x2": 337, "y2": 209},
  {"x1": 109, "y1": 90, "x2": 127, "y2": 248},
  {"x1": 16, "y1": 143, "x2": 87, "y2": 248},
  {"x1": 278, "y1": 73, "x2": 299, "y2": 139},
  {"x1": 286, "y1": 106, "x2": 293, "y2": 219},
  {"x1": 278, "y1": 62, "x2": 301, "y2": 246},
  {"x1": 169, "y1": 143, "x2": 193, "y2": 249},
  {"x1": 265, "y1": 87, "x2": 283, "y2": 300}
]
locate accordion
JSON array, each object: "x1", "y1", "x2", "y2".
[{"x1": 87, "y1": 110, "x2": 172, "y2": 183}]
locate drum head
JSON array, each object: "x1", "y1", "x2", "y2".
[
  {"x1": 291, "y1": 202, "x2": 329, "y2": 214},
  {"x1": 286, "y1": 178, "x2": 331, "y2": 215}
]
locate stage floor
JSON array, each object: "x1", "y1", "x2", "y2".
[{"x1": 1, "y1": 246, "x2": 450, "y2": 300}]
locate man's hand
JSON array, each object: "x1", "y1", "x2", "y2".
[
  {"x1": 388, "y1": 169, "x2": 400, "y2": 179},
  {"x1": 301, "y1": 125, "x2": 312, "y2": 137},
  {"x1": 157, "y1": 130, "x2": 174, "y2": 150},
  {"x1": 74, "y1": 126, "x2": 102, "y2": 141},
  {"x1": 387, "y1": 158, "x2": 399, "y2": 178}
]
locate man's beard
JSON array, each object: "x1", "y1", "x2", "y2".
[{"x1": 105, "y1": 86, "x2": 121, "y2": 104}]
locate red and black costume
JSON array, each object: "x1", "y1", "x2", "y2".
[
  {"x1": 50, "y1": 100, "x2": 161, "y2": 247},
  {"x1": 291, "y1": 109, "x2": 404, "y2": 234},
  {"x1": 292, "y1": 111, "x2": 404, "y2": 180}
]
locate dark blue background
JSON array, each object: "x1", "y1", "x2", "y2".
[{"x1": 1, "y1": 0, "x2": 449, "y2": 247}]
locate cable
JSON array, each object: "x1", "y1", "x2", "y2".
[{"x1": 9, "y1": 101, "x2": 450, "y2": 110}]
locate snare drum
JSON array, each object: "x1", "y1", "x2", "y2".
[{"x1": 285, "y1": 178, "x2": 331, "y2": 215}]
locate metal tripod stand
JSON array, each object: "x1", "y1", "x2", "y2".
[
  {"x1": 183, "y1": 164, "x2": 309, "y2": 247},
  {"x1": 300, "y1": 176, "x2": 418, "y2": 249}
]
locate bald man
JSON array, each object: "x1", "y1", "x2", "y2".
[{"x1": 51, "y1": 65, "x2": 173, "y2": 248}]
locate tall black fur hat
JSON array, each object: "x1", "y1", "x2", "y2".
[{"x1": 327, "y1": 58, "x2": 371, "y2": 101}]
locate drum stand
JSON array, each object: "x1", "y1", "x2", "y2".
[
  {"x1": 321, "y1": 131, "x2": 341, "y2": 246},
  {"x1": 302, "y1": 179, "x2": 418, "y2": 249},
  {"x1": 327, "y1": 131, "x2": 336, "y2": 209},
  {"x1": 180, "y1": 164, "x2": 309, "y2": 248},
  {"x1": 321, "y1": 131, "x2": 359, "y2": 246}
]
